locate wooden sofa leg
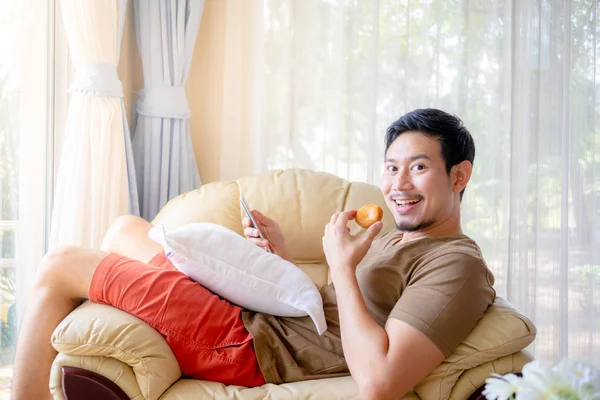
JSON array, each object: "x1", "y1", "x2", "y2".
[
  {"x1": 62, "y1": 367, "x2": 129, "y2": 400},
  {"x1": 467, "y1": 385, "x2": 487, "y2": 400}
]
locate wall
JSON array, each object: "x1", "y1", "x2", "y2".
[
  {"x1": 118, "y1": 4, "x2": 142, "y2": 128},
  {"x1": 187, "y1": 0, "x2": 226, "y2": 184}
]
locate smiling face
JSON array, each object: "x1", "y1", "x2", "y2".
[{"x1": 380, "y1": 131, "x2": 464, "y2": 235}]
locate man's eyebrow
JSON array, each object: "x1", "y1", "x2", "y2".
[
  {"x1": 385, "y1": 153, "x2": 431, "y2": 163},
  {"x1": 408, "y1": 153, "x2": 431, "y2": 161}
]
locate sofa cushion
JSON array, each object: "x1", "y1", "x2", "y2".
[
  {"x1": 414, "y1": 297, "x2": 536, "y2": 399},
  {"x1": 158, "y1": 376, "x2": 420, "y2": 400}
]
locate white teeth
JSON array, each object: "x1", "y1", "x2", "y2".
[{"x1": 395, "y1": 199, "x2": 420, "y2": 206}]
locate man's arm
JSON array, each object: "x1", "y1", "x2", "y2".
[
  {"x1": 323, "y1": 211, "x2": 445, "y2": 399},
  {"x1": 333, "y1": 269, "x2": 444, "y2": 400}
]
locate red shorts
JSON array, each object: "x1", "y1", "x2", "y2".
[{"x1": 89, "y1": 251, "x2": 266, "y2": 387}]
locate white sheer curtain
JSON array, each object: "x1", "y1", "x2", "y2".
[
  {"x1": 49, "y1": 0, "x2": 139, "y2": 249},
  {"x1": 222, "y1": 0, "x2": 600, "y2": 367}
]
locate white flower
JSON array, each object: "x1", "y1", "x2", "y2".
[
  {"x1": 554, "y1": 359, "x2": 600, "y2": 396},
  {"x1": 484, "y1": 359, "x2": 600, "y2": 400},
  {"x1": 520, "y1": 360, "x2": 588, "y2": 399},
  {"x1": 483, "y1": 373, "x2": 522, "y2": 400}
]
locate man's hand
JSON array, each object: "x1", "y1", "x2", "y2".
[
  {"x1": 326, "y1": 212, "x2": 444, "y2": 399},
  {"x1": 243, "y1": 209, "x2": 290, "y2": 259},
  {"x1": 323, "y1": 210, "x2": 383, "y2": 279}
]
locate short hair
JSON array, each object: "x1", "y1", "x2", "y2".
[{"x1": 384, "y1": 108, "x2": 475, "y2": 200}]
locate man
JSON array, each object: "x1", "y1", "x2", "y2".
[{"x1": 12, "y1": 108, "x2": 495, "y2": 400}]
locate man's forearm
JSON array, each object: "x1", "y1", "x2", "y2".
[{"x1": 333, "y1": 268, "x2": 392, "y2": 394}]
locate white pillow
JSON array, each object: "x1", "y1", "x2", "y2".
[{"x1": 148, "y1": 223, "x2": 327, "y2": 335}]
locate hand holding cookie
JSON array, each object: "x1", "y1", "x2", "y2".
[{"x1": 323, "y1": 207, "x2": 384, "y2": 278}]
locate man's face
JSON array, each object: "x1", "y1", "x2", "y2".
[{"x1": 380, "y1": 131, "x2": 458, "y2": 232}]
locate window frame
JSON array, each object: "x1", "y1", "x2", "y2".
[{"x1": 14, "y1": 0, "x2": 65, "y2": 328}]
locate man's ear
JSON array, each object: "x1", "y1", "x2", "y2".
[{"x1": 451, "y1": 160, "x2": 473, "y2": 194}]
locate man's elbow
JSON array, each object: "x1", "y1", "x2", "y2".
[{"x1": 356, "y1": 377, "x2": 405, "y2": 400}]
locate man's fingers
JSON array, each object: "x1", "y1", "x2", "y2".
[
  {"x1": 243, "y1": 214, "x2": 263, "y2": 231},
  {"x1": 329, "y1": 212, "x2": 349, "y2": 235},
  {"x1": 244, "y1": 227, "x2": 261, "y2": 238},
  {"x1": 331, "y1": 210, "x2": 356, "y2": 223},
  {"x1": 324, "y1": 222, "x2": 331, "y2": 237},
  {"x1": 337, "y1": 212, "x2": 349, "y2": 227},
  {"x1": 248, "y1": 237, "x2": 269, "y2": 248},
  {"x1": 330, "y1": 213, "x2": 339, "y2": 224},
  {"x1": 365, "y1": 221, "x2": 383, "y2": 243},
  {"x1": 344, "y1": 209, "x2": 358, "y2": 220}
]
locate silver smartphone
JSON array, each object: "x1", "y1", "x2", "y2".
[{"x1": 240, "y1": 196, "x2": 272, "y2": 253}]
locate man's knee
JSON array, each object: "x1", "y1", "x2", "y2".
[
  {"x1": 101, "y1": 215, "x2": 146, "y2": 252},
  {"x1": 36, "y1": 245, "x2": 105, "y2": 299},
  {"x1": 36, "y1": 245, "x2": 81, "y2": 287},
  {"x1": 107, "y1": 215, "x2": 144, "y2": 237}
]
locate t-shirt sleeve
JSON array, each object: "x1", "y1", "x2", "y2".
[{"x1": 387, "y1": 253, "x2": 495, "y2": 357}]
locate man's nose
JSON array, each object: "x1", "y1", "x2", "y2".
[{"x1": 392, "y1": 170, "x2": 414, "y2": 191}]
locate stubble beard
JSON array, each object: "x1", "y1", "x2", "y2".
[{"x1": 396, "y1": 218, "x2": 436, "y2": 232}]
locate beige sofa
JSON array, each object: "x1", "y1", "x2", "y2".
[{"x1": 49, "y1": 168, "x2": 536, "y2": 400}]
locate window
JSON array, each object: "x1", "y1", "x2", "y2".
[{"x1": 0, "y1": 0, "x2": 53, "y2": 396}]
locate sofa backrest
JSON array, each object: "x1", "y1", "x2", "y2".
[{"x1": 153, "y1": 168, "x2": 396, "y2": 286}]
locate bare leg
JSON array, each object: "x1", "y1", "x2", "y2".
[
  {"x1": 11, "y1": 246, "x2": 107, "y2": 400},
  {"x1": 12, "y1": 215, "x2": 160, "y2": 399},
  {"x1": 100, "y1": 215, "x2": 162, "y2": 263}
]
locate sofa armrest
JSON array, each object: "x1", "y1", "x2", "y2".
[
  {"x1": 451, "y1": 350, "x2": 533, "y2": 400},
  {"x1": 51, "y1": 301, "x2": 181, "y2": 400},
  {"x1": 50, "y1": 354, "x2": 141, "y2": 400},
  {"x1": 413, "y1": 297, "x2": 536, "y2": 400}
]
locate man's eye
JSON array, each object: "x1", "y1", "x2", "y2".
[
  {"x1": 386, "y1": 165, "x2": 398, "y2": 172},
  {"x1": 411, "y1": 164, "x2": 425, "y2": 171}
]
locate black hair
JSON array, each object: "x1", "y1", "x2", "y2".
[{"x1": 384, "y1": 108, "x2": 475, "y2": 200}]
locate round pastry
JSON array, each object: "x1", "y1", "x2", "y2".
[{"x1": 355, "y1": 204, "x2": 383, "y2": 229}]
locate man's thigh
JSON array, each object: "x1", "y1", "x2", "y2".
[
  {"x1": 90, "y1": 255, "x2": 248, "y2": 342},
  {"x1": 89, "y1": 254, "x2": 257, "y2": 381}
]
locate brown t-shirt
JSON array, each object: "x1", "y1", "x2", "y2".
[{"x1": 241, "y1": 231, "x2": 496, "y2": 384}]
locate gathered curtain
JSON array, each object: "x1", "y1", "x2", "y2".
[
  {"x1": 218, "y1": 0, "x2": 599, "y2": 368},
  {"x1": 132, "y1": 0, "x2": 204, "y2": 221},
  {"x1": 49, "y1": 0, "x2": 139, "y2": 249}
]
